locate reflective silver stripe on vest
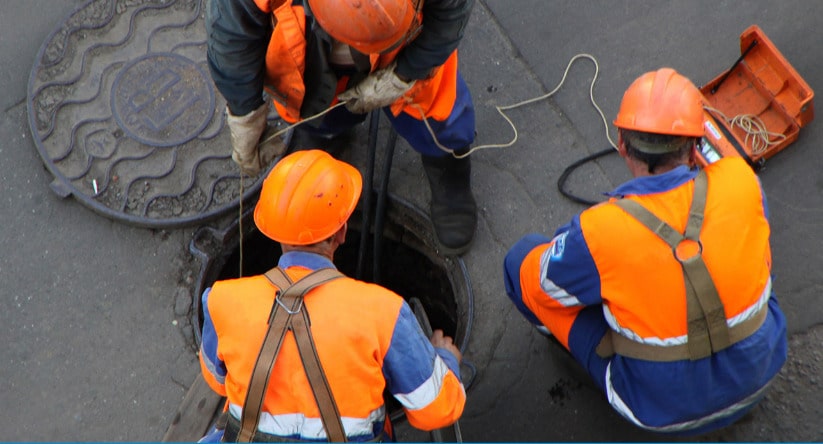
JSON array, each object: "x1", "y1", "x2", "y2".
[
  {"x1": 200, "y1": 350, "x2": 226, "y2": 385},
  {"x1": 602, "y1": 277, "x2": 772, "y2": 347},
  {"x1": 539, "y1": 250, "x2": 583, "y2": 307},
  {"x1": 394, "y1": 355, "x2": 463, "y2": 410},
  {"x1": 228, "y1": 403, "x2": 385, "y2": 440},
  {"x1": 605, "y1": 364, "x2": 773, "y2": 433}
]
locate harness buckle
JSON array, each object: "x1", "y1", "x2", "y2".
[
  {"x1": 673, "y1": 238, "x2": 703, "y2": 264},
  {"x1": 275, "y1": 294, "x2": 303, "y2": 314}
]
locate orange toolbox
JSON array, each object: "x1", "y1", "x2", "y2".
[{"x1": 697, "y1": 25, "x2": 814, "y2": 169}]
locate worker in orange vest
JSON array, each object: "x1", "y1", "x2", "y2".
[
  {"x1": 199, "y1": 150, "x2": 465, "y2": 442},
  {"x1": 503, "y1": 68, "x2": 787, "y2": 435},
  {"x1": 206, "y1": 0, "x2": 478, "y2": 255}
]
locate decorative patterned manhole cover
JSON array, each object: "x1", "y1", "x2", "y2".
[{"x1": 27, "y1": 0, "x2": 280, "y2": 228}]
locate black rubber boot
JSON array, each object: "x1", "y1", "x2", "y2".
[{"x1": 422, "y1": 153, "x2": 478, "y2": 255}]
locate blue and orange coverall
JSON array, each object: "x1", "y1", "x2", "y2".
[
  {"x1": 503, "y1": 157, "x2": 787, "y2": 435},
  {"x1": 200, "y1": 250, "x2": 465, "y2": 440},
  {"x1": 205, "y1": 0, "x2": 476, "y2": 156}
]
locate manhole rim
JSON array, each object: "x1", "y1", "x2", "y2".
[{"x1": 187, "y1": 191, "x2": 474, "y2": 352}]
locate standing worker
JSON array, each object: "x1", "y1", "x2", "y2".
[
  {"x1": 199, "y1": 150, "x2": 465, "y2": 441},
  {"x1": 502, "y1": 68, "x2": 787, "y2": 435},
  {"x1": 206, "y1": 0, "x2": 478, "y2": 255}
]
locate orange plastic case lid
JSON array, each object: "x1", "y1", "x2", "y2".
[{"x1": 696, "y1": 25, "x2": 814, "y2": 169}]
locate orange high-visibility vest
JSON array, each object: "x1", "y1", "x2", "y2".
[
  {"x1": 200, "y1": 265, "x2": 465, "y2": 436},
  {"x1": 253, "y1": 0, "x2": 459, "y2": 123}
]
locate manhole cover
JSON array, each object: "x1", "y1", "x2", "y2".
[{"x1": 27, "y1": 0, "x2": 280, "y2": 228}]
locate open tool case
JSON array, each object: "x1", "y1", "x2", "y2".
[{"x1": 697, "y1": 25, "x2": 814, "y2": 169}]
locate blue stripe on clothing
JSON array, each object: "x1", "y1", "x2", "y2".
[
  {"x1": 277, "y1": 250, "x2": 337, "y2": 271},
  {"x1": 200, "y1": 287, "x2": 227, "y2": 383},
  {"x1": 383, "y1": 303, "x2": 460, "y2": 395},
  {"x1": 546, "y1": 216, "x2": 602, "y2": 306},
  {"x1": 383, "y1": 71, "x2": 476, "y2": 156},
  {"x1": 605, "y1": 165, "x2": 698, "y2": 197}
]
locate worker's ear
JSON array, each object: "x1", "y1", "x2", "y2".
[
  {"x1": 334, "y1": 223, "x2": 348, "y2": 245},
  {"x1": 616, "y1": 130, "x2": 628, "y2": 157},
  {"x1": 688, "y1": 140, "x2": 699, "y2": 167}
]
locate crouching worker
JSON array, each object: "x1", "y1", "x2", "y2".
[
  {"x1": 199, "y1": 150, "x2": 465, "y2": 442},
  {"x1": 502, "y1": 68, "x2": 787, "y2": 435}
]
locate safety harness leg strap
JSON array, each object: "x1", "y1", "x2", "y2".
[
  {"x1": 237, "y1": 267, "x2": 346, "y2": 443},
  {"x1": 291, "y1": 304, "x2": 347, "y2": 441},
  {"x1": 238, "y1": 268, "x2": 297, "y2": 442},
  {"x1": 597, "y1": 171, "x2": 754, "y2": 361}
]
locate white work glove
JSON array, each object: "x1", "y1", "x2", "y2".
[
  {"x1": 227, "y1": 103, "x2": 286, "y2": 176},
  {"x1": 338, "y1": 62, "x2": 416, "y2": 114}
]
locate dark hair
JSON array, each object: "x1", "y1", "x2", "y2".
[{"x1": 621, "y1": 129, "x2": 696, "y2": 174}]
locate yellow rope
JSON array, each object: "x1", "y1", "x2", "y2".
[
  {"x1": 238, "y1": 173, "x2": 244, "y2": 278},
  {"x1": 416, "y1": 53, "x2": 617, "y2": 159},
  {"x1": 704, "y1": 106, "x2": 787, "y2": 155},
  {"x1": 256, "y1": 101, "x2": 350, "y2": 148},
  {"x1": 233, "y1": 55, "x2": 788, "y2": 275}
]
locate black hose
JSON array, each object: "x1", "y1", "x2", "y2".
[{"x1": 556, "y1": 147, "x2": 615, "y2": 206}]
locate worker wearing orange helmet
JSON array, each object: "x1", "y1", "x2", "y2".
[
  {"x1": 502, "y1": 68, "x2": 787, "y2": 435},
  {"x1": 199, "y1": 150, "x2": 465, "y2": 441},
  {"x1": 206, "y1": 0, "x2": 478, "y2": 255}
]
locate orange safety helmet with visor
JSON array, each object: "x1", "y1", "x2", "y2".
[
  {"x1": 254, "y1": 150, "x2": 363, "y2": 245},
  {"x1": 613, "y1": 68, "x2": 705, "y2": 153},
  {"x1": 307, "y1": 0, "x2": 423, "y2": 54}
]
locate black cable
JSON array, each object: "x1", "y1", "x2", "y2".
[
  {"x1": 372, "y1": 126, "x2": 398, "y2": 285},
  {"x1": 556, "y1": 147, "x2": 615, "y2": 206},
  {"x1": 356, "y1": 111, "x2": 381, "y2": 280}
]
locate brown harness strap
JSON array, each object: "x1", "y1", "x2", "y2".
[
  {"x1": 237, "y1": 267, "x2": 346, "y2": 443},
  {"x1": 596, "y1": 303, "x2": 766, "y2": 362},
  {"x1": 291, "y1": 299, "x2": 347, "y2": 442},
  {"x1": 597, "y1": 171, "x2": 761, "y2": 361}
]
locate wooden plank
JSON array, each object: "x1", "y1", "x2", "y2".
[{"x1": 162, "y1": 374, "x2": 224, "y2": 442}]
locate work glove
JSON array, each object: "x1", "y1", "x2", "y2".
[
  {"x1": 227, "y1": 103, "x2": 286, "y2": 176},
  {"x1": 338, "y1": 62, "x2": 416, "y2": 114}
]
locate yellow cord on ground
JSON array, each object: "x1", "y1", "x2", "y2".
[
  {"x1": 234, "y1": 55, "x2": 786, "y2": 274},
  {"x1": 418, "y1": 53, "x2": 618, "y2": 159}
]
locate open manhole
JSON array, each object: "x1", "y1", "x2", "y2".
[
  {"x1": 186, "y1": 192, "x2": 474, "y2": 432},
  {"x1": 188, "y1": 190, "x2": 474, "y2": 363}
]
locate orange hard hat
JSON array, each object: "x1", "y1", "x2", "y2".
[
  {"x1": 307, "y1": 0, "x2": 419, "y2": 54},
  {"x1": 613, "y1": 68, "x2": 705, "y2": 137},
  {"x1": 254, "y1": 150, "x2": 363, "y2": 245}
]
